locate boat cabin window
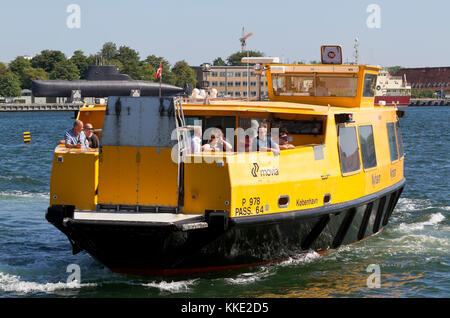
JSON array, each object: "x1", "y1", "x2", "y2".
[
  {"x1": 272, "y1": 73, "x2": 358, "y2": 97},
  {"x1": 237, "y1": 117, "x2": 265, "y2": 152},
  {"x1": 363, "y1": 74, "x2": 378, "y2": 97},
  {"x1": 338, "y1": 126, "x2": 361, "y2": 174},
  {"x1": 387, "y1": 122, "x2": 399, "y2": 162},
  {"x1": 184, "y1": 115, "x2": 326, "y2": 153},
  {"x1": 271, "y1": 119, "x2": 323, "y2": 135},
  {"x1": 272, "y1": 74, "x2": 314, "y2": 96},
  {"x1": 185, "y1": 116, "x2": 236, "y2": 153},
  {"x1": 316, "y1": 74, "x2": 358, "y2": 97},
  {"x1": 271, "y1": 118, "x2": 325, "y2": 148},
  {"x1": 185, "y1": 116, "x2": 235, "y2": 134},
  {"x1": 358, "y1": 125, "x2": 377, "y2": 169},
  {"x1": 395, "y1": 121, "x2": 405, "y2": 158}
]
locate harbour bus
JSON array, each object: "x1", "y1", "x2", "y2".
[{"x1": 45, "y1": 46, "x2": 405, "y2": 275}]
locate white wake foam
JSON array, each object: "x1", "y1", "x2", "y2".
[
  {"x1": 0, "y1": 272, "x2": 96, "y2": 295},
  {"x1": 398, "y1": 212, "x2": 446, "y2": 232},
  {"x1": 0, "y1": 190, "x2": 49, "y2": 199},
  {"x1": 224, "y1": 266, "x2": 275, "y2": 285},
  {"x1": 143, "y1": 279, "x2": 199, "y2": 293},
  {"x1": 395, "y1": 198, "x2": 433, "y2": 212},
  {"x1": 223, "y1": 252, "x2": 320, "y2": 285},
  {"x1": 278, "y1": 251, "x2": 321, "y2": 267}
]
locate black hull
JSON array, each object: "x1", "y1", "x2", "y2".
[{"x1": 46, "y1": 179, "x2": 405, "y2": 276}]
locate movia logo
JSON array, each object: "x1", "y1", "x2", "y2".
[
  {"x1": 251, "y1": 162, "x2": 279, "y2": 177},
  {"x1": 251, "y1": 163, "x2": 259, "y2": 177}
]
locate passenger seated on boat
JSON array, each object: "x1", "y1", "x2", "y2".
[
  {"x1": 279, "y1": 128, "x2": 295, "y2": 150},
  {"x1": 251, "y1": 122, "x2": 280, "y2": 155},
  {"x1": 188, "y1": 125, "x2": 202, "y2": 154},
  {"x1": 215, "y1": 126, "x2": 233, "y2": 152},
  {"x1": 84, "y1": 123, "x2": 99, "y2": 149},
  {"x1": 64, "y1": 120, "x2": 89, "y2": 149},
  {"x1": 201, "y1": 128, "x2": 232, "y2": 152},
  {"x1": 201, "y1": 130, "x2": 220, "y2": 152}
]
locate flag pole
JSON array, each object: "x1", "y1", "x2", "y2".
[
  {"x1": 159, "y1": 73, "x2": 162, "y2": 98},
  {"x1": 159, "y1": 60, "x2": 162, "y2": 98}
]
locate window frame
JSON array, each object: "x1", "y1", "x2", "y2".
[
  {"x1": 362, "y1": 73, "x2": 378, "y2": 97},
  {"x1": 358, "y1": 124, "x2": 378, "y2": 171},
  {"x1": 387, "y1": 122, "x2": 399, "y2": 163},
  {"x1": 395, "y1": 120, "x2": 405, "y2": 159},
  {"x1": 272, "y1": 73, "x2": 358, "y2": 97},
  {"x1": 338, "y1": 124, "x2": 362, "y2": 176}
]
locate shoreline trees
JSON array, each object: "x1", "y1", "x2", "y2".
[
  {"x1": 0, "y1": 42, "x2": 205, "y2": 97},
  {"x1": 0, "y1": 43, "x2": 271, "y2": 95}
]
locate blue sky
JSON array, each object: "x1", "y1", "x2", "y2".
[{"x1": 0, "y1": 0, "x2": 448, "y2": 67}]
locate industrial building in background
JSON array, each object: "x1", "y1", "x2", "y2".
[
  {"x1": 395, "y1": 67, "x2": 449, "y2": 98},
  {"x1": 192, "y1": 65, "x2": 269, "y2": 99}
]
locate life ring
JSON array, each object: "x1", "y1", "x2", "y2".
[{"x1": 376, "y1": 85, "x2": 381, "y2": 91}]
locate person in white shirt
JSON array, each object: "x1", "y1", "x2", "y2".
[{"x1": 189, "y1": 126, "x2": 202, "y2": 154}]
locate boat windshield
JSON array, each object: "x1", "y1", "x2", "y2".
[
  {"x1": 363, "y1": 74, "x2": 377, "y2": 97},
  {"x1": 272, "y1": 73, "x2": 358, "y2": 97}
]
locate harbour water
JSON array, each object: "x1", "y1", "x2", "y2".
[{"x1": 0, "y1": 107, "x2": 448, "y2": 298}]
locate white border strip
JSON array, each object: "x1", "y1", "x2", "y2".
[{"x1": 74, "y1": 211, "x2": 202, "y2": 223}]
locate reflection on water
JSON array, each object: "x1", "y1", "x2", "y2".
[{"x1": 255, "y1": 262, "x2": 426, "y2": 298}]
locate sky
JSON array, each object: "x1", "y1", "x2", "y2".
[{"x1": 0, "y1": 0, "x2": 449, "y2": 68}]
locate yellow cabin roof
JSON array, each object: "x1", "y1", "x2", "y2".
[{"x1": 182, "y1": 99, "x2": 394, "y2": 117}]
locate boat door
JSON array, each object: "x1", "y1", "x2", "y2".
[{"x1": 97, "y1": 96, "x2": 182, "y2": 212}]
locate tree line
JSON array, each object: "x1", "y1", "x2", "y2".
[
  {"x1": 0, "y1": 42, "x2": 198, "y2": 98},
  {"x1": 1, "y1": 44, "x2": 412, "y2": 98}
]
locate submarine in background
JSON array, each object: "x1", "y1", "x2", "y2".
[{"x1": 31, "y1": 65, "x2": 184, "y2": 98}]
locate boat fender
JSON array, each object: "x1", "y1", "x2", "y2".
[
  {"x1": 205, "y1": 210, "x2": 229, "y2": 231},
  {"x1": 46, "y1": 205, "x2": 75, "y2": 226},
  {"x1": 167, "y1": 99, "x2": 174, "y2": 117},
  {"x1": 159, "y1": 98, "x2": 165, "y2": 115},
  {"x1": 115, "y1": 98, "x2": 122, "y2": 117}
]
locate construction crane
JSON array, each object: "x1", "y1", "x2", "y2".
[{"x1": 240, "y1": 27, "x2": 253, "y2": 52}]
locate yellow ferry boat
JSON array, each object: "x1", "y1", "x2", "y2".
[{"x1": 46, "y1": 46, "x2": 405, "y2": 275}]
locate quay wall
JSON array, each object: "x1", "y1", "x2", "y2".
[
  {"x1": 409, "y1": 99, "x2": 450, "y2": 106},
  {"x1": 0, "y1": 104, "x2": 82, "y2": 112}
]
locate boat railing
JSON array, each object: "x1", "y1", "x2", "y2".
[{"x1": 180, "y1": 97, "x2": 268, "y2": 104}]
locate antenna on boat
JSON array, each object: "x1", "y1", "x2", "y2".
[{"x1": 354, "y1": 36, "x2": 359, "y2": 65}]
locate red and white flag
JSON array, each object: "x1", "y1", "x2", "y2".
[{"x1": 155, "y1": 63, "x2": 162, "y2": 79}]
